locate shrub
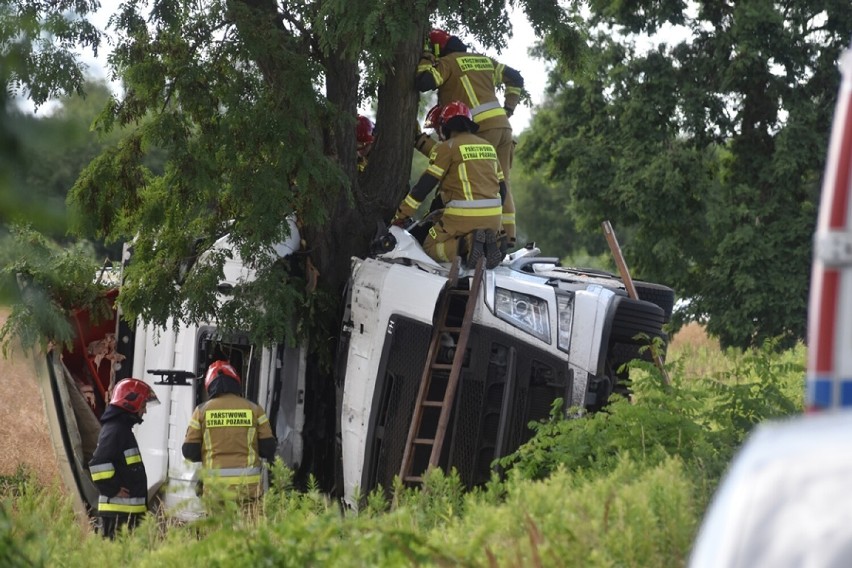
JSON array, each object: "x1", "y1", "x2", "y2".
[
  {"x1": 498, "y1": 341, "x2": 804, "y2": 499},
  {"x1": 1, "y1": 343, "x2": 805, "y2": 566}
]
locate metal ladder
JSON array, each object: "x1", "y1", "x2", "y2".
[{"x1": 399, "y1": 256, "x2": 485, "y2": 485}]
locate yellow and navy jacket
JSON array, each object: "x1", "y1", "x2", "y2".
[
  {"x1": 415, "y1": 50, "x2": 524, "y2": 133},
  {"x1": 89, "y1": 405, "x2": 148, "y2": 516},
  {"x1": 396, "y1": 131, "x2": 505, "y2": 225},
  {"x1": 414, "y1": 132, "x2": 438, "y2": 158},
  {"x1": 182, "y1": 393, "x2": 276, "y2": 490}
]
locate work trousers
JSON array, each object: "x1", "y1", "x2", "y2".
[
  {"x1": 475, "y1": 126, "x2": 515, "y2": 240},
  {"x1": 98, "y1": 513, "x2": 143, "y2": 539},
  {"x1": 423, "y1": 213, "x2": 502, "y2": 264}
]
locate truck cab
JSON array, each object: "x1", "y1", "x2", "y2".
[{"x1": 335, "y1": 228, "x2": 672, "y2": 506}]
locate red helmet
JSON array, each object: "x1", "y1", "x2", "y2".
[
  {"x1": 204, "y1": 360, "x2": 241, "y2": 391},
  {"x1": 429, "y1": 29, "x2": 452, "y2": 56},
  {"x1": 424, "y1": 104, "x2": 443, "y2": 130},
  {"x1": 439, "y1": 101, "x2": 477, "y2": 138},
  {"x1": 111, "y1": 378, "x2": 159, "y2": 414},
  {"x1": 440, "y1": 100, "x2": 473, "y2": 123},
  {"x1": 356, "y1": 115, "x2": 374, "y2": 151}
]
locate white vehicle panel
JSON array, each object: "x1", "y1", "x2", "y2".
[
  {"x1": 136, "y1": 322, "x2": 178, "y2": 496},
  {"x1": 209, "y1": 217, "x2": 301, "y2": 287},
  {"x1": 690, "y1": 411, "x2": 852, "y2": 568},
  {"x1": 268, "y1": 344, "x2": 306, "y2": 468},
  {"x1": 569, "y1": 285, "x2": 616, "y2": 377},
  {"x1": 377, "y1": 226, "x2": 445, "y2": 270},
  {"x1": 839, "y1": 272, "x2": 852, "y2": 388},
  {"x1": 341, "y1": 258, "x2": 447, "y2": 503},
  {"x1": 158, "y1": 382, "x2": 202, "y2": 520}
]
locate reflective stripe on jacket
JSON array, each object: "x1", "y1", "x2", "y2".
[
  {"x1": 97, "y1": 495, "x2": 147, "y2": 514},
  {"x1": 417, "y1": 51, "x2": 523, "y2": 132},
  {"x1": 88, "y1": 405, "x2": 148, "y2": 516},
  {"x1": 399, "y1": 133, "x2": 503, "y2": 219},
  {"x1": 184, "y1": 394, "x2": 274, "y2": 488}
]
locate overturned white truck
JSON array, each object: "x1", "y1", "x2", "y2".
[{"x1": 36, "y1": 223, "x2": 673, "y2": 517}]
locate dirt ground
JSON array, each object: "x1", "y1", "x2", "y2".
[{"x1": 0, "y1": 308, "x2": 60, "y2": 487}]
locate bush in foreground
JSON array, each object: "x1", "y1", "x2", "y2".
[{"x1": 4, "y1": 342, "x2": 804, "y2": 566}]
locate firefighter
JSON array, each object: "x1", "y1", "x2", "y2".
[
  {"x1": 182, "y1": 360, "x2": 276, "y2": 501},
  {"x1": 415, "y1": 28, "x2": 524, "y2": 248},
  {"x1": 89, "y1": 378, "x2": 159, "y2": 539},
  {"x1": 356, "y1": 115, "x2": 375, "y2": 172},
  {"x1": 414, "y1": 103, "x2": 442, "y2": 158},
  {"x1": 392, "y1": 100, "x2": 506, "y2": 269},
  {"x1": 408, "y1": 103, "x2": 445, "y2": 244}
]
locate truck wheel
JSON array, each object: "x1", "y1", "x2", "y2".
[
  {"x1": 633, "y1": 281, "x2": 675, "y2": 323},
  {"x1": 605, "y1": 355, "x2": 632, "y2": 399},
  {"x1": 610, "y1": 298, "x2": 666, "y2": 343},
  {"x1": 608, "y1": 336, "x2": 669, "y2": 397}
]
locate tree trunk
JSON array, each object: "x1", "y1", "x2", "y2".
[
  {"x1": 298, "y1": 20, "x2": 429, "y2": 489},
  {"x1": 221, "y1": 0, "x2": 431, "y2": 490},
  {"x1": 307, "y1": 24, "x2": 429, "y2": 314}
]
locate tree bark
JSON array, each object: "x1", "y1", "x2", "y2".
[{"x1": 306, "y1": 23, "x2": 430, "y2": 309}]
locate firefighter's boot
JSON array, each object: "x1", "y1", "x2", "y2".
[{"x1": 467, "y1": 229, "x2": 502, "y2": 269}]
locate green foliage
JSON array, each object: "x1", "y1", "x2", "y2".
[
  {"x1": 511, "y1": 151, "x2": 610, "y2": 260},
  {"x1": 447, "y1": 457, "x2": 697, "y2": 566},
  {"x1": 1, "y1": 0, "x2": 584, "y2": 362},
  {"x1": 0, "y1": 477, "x2": 41, "y2": 568},
  {"x1": 2, "y1": 345, "x2": 802, "y2": 567},
  {"x1": 0, "y1": 226, "x2": 112, "y2": 356},
  {"x1": 498, "y1": 341, "x2": 804, "y2": 501},
  {"x1": 391, "y1": 467, "x2": 467, "y2": 531},
  {"x1": 497, "y1": 377, "x2": 720, "y2": 483},
  {"x1": 54, "y1": 0, "x2": 402, "y2": 351},
  {"x1": 1, "y1": 1, "x2": 101, "y2": 108},
  {"x1": 520, "y1": 2, "x2": 850, "y2": 348},
  {"x1": 703, "y1": 340, "x2": 804, "y2": 444},
  {"x1": 1, "y1": 468, "x2": 78, "y2": 567},
  {"x1": 4, "y1": 453, "x2": 698, "y2": 567},
  {"x1": 0, "y1": 465, "x2": 36, "y2": 500},
  {"x1": 0, "y1": 503, "x2": 38, "y2": 568},
  {"x1": 2, "y1": 81, "x2": 144, "y2": 246},
  {"x1": 1, "y1": 78, "x2": 166, "y2": 321}
]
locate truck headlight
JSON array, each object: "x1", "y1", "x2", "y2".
[
  {"x1": 556, "y1": 294, "x2": 573, "y2": 352},
  {"x1": 494, "y1": 288, "x2": 550, "y2": 343}
]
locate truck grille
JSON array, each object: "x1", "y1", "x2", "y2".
[{"x1": 363, "y1": 316, "x2": 572, "y2": 495}]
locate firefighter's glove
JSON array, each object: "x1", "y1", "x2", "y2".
[
  {"x1": 420, "y1": 51, "x2": 436, "y2": 65},
  {"x1": 504, "y1": 106, "x2": 515, "y2": 118},
  {"x1": 498, "y1": 232, "x2": 516, "y2": 255},
  {"x1": 391, "y1": 214, "x2": 407, "y2": 228},
  {"x1": 498, "y1": 233, "x2": 509, "y2": 255},
  {"x1": 414, "y1": 120, "x2": 428, "y2": 147}
]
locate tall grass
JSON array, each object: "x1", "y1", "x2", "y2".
[{"x1": 3, "y1": 338, "x2": 805, "y2": 567}]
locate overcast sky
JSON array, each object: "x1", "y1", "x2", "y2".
[{"x1": 493, "y1": 10, "x2": 549, "y2": 133}]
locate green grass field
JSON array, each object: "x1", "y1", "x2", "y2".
[{"x1": 1, "y1": 326, "x2": 806, "y2": 567}]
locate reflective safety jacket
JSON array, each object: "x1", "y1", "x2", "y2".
[
  {"x1": 183, "y1": 394, "x2": 275, "y2": 490},
  {"x1": 89, "y1": 405, "x2": 148, "y2": 516},
  {"x1": 414, "y1": 132, "x2": 438, "y2": 158},
  {"x1": 415, "y1": 51, "x2": 524, "y2": 133},
  {"x1": 396, "y1": 131, "x2": 505, "y2": 238}
]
